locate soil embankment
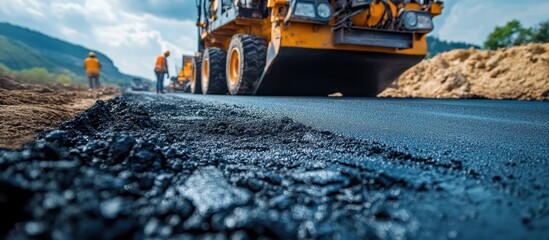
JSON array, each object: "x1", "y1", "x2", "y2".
[
  {"x1": 0, "y1": 77, "x2": 119, "y2": 148},
  {"x1": 379, "y1": 43, "x2": 549, "y2": 100}
]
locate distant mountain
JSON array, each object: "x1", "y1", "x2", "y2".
[
  {"x1": 427, "y1": 36, "x2": 480, "y2": 58},
  {"x1": 0, "y1": 22, "x2": 137, "y2": 84}
]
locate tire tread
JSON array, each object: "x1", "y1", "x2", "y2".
[
  {"x1": 203, "y1": 48, "x2": 228, "y2": 94},
  {"x1": 191, "y1": 56, "x2": 202, "y2": 94},
  {"x1": 228, "y1": 35, "x2": 267, "y2": 95}
]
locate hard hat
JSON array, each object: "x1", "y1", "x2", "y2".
[
  {"x1": 89, "y1": 52, "x2": 96, "y2": 57},
  {"x1": 164, "y1": 50, "x2": 170, "y2": 56}
]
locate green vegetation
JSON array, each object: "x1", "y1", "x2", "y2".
[
  {"x1": 0, "y1": 63, "x2": 9, "y2": 77},
  {"x1": 484, "y1": 19, "x2": 549, "y2": 50},
  {"x1": 531, "y1": 20, "x2": 549, "y2": 43},
  {"x1": 0, "y1": 36, "x2": 59, "y2": 71},
  {"x1": 427, "y1": 36, "x2": 479, "y2": 58},
  {"x1": 0, "y1": 63, "x2": 85, "y2": 85},
  {"x1": 0, "y1": 22, "x2": 138, "y2": 86}
]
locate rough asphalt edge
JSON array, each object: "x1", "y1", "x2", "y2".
[{"x1": 0, "y1": 92, "x2": 547, "y2": 239}]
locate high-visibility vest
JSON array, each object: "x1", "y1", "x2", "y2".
[
  {"x1": 155, "y1": 55, "x2": 167, "y2": 73},
  {"x1": 84, "y1": 57, "x2": 101, "y2": 75}
]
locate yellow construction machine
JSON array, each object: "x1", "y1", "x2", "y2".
[
  {"x1": 188, "y1": 0, "x2": 443, "y2": 96},
  {"x1": 169, "y1": 55, "x2": 194, "y2": 92}
]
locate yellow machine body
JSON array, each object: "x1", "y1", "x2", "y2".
[
  {"x1": 180, "y1": 56, "x2": 193, "y2": 82},
  {"x1": 190, "y1": 0, "x2": 443, "y2": 96},
  {"x1": 170, "y1": 55, "x2": 194, "y2": 92}
]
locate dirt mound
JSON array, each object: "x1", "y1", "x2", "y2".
[
  {"x1": 379, "y1": 43, "x2": 549, "y2": 100},
  {"x1": 0, "y1": 77, "x2": 119, "y2": 149},
  {"x1": 0, "y1": 77, "x2": 37, "y2": 90}
]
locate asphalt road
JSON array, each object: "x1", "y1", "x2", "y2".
[
  {"x1": 172, "y1": 94, "x2": 549, "y2": 222},
  {"x1": 3, "y1": 92, "x2": 548, "y2": 239},
  {"x1": 172, "y1": 94, "x2": 549, "y2": 163}
]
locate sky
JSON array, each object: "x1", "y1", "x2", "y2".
[{"x1": 0, "y1": 0, "x2": 548, "y2": 80}]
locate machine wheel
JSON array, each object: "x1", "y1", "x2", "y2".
[
  {"x1": 190, "y1": 56, "x2": 202, "y2": 94},
  {"x1": 226, "y1": 34, "x2": 267, "y2": 95},
  {"x1": 201, "y1": 48, "x2": 228, "y2": 94}
]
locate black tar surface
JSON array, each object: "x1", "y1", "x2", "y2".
[{"x1": 1, "y1": 93, "x2": 547, "y2": 239}]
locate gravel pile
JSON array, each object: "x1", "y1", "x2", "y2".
[
  {"x1": 1, "y1": 93, "x2": 546, "y2": 239},
  {"x1": 379, "y1": 44, "x2": 549, "y2": 100}
]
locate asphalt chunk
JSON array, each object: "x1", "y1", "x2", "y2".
[
  {"x1": 178, "y1": 166, "x2": 251, "y2": 216},
  {"x1": 0, "y1": 92, "x2": 547, "y2": 239}
]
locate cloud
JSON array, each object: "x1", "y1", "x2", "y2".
[
  {"x1": 0, "y1": 0, "x2": 197, "y2": 81},
  {"x1": 118, "y1": 0, "x2": 197, "y2": 21}
]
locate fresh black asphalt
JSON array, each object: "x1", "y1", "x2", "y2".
[
  {"x1": 1, "y1": 92, "x2": 547, "y2": 239},
  {"x1": 174, "y1": 94, "x2": 549, "y2": 164}
]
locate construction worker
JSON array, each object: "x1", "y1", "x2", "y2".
[
  {"x1": 154, "y1": 51, "x2": 170, "y2": 94},
  {"x1": 83, "y1": 52, "x2": 101, "y2": 89}
]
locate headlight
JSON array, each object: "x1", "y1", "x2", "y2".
[
  {"x1": 404, "y1": 11, "x2": 418, "y2": 27},
  {"x1": 402, "y1": 10, "x2": 433, "y2": 33},
  {"x1": 316, "y1": 2, "x2": 331, "y2": 19},
  {"x1": 417, "y1": 14, "x2": 432, "y2": 27},
  {"x1": 294, "y1": 2, "x2": 316, "y2": 18}
]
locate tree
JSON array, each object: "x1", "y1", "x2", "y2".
[
  {"x1": 483, "y1": 20, "x2": 533, "y2": 50},
  {"x1": 427, "y1": 36, "x2": 480, "y2": 58},
  {"x1": 531, "y1": 20, "x2": 549, "y2": 43}
]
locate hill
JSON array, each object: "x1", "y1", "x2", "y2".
[
  {"x1": 427, "y1": 36, "x2": 480, "y2": 58},
  {"x1": 0, "y1": 36, "x2": 60, "y2": 71},
  {"x1": 0, "y1": 22, "x2": 137, "y2": 85}
]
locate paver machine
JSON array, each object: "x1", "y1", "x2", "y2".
[{"x1": 189, "y1": 0, "x2": 443, "y2": 96}]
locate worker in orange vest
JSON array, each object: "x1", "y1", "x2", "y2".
[
  {"x1": 154, "y1": 51, "x2": 170, "y2": 94},
  {"x1": 83, "y1": 52, "x2": 102, "y2": 89}
]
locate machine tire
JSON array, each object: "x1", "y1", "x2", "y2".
[
  {"x1": 201, "y1": 48, "x2": 228, "y2": 94},
  {"x1": 190, "y1": 56, "x2": 202, "y2": 94},
  {"x1": 226, "y1": 34, "x2": 267, "y2": 95}
]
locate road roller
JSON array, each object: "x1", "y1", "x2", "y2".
[{"x1": 188, "y1": 0, "x2": 443, "y2": 96}]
